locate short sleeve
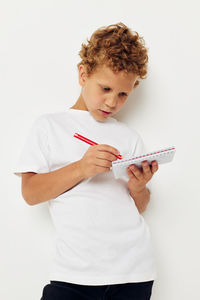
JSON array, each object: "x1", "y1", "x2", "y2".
[{"x1": 12, "y1": 115, "x2": 50, "y2": 177}]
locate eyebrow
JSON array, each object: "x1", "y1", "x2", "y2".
[{"x1": 98, "y1": 83, "x2": 129, "y2": 94}]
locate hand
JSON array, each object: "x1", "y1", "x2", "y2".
[
  {"x1": 79, "y1": 144, "x2": 119, "y2": 179},
  {"x1": 126, "y1": 160, "x2": 159, "y2": 194}
]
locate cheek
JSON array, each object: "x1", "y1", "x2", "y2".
[
  {"x1": 114, "y1": 98, "x2": 127, "y2": 110},
  {"x1": 119, "y1": 97, "x2": 128, "y2": 105},
  {"x1": 95, "y1": 92, "x2": 105, "y2": 103},
  {"x1": 87, "y1": 89, "x2": 104, "y2": 107},
  {"x1": 95, "y1": 97, "x2": 104, "y2": 108},
  {"x1": 90, "y1": 87, "x2": 100, "y2": 98}
]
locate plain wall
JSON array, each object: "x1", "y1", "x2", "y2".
[{"x1": 1, "y1": 0, "x2": 200, "y2": 299}]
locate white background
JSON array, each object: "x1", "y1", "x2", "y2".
[{"x1": 1, "y1": 0, "x2": 200, "y2": 299}]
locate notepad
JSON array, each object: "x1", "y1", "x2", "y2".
[{"x1": 112, "y1": 146, "x2": 176, "y2": 179}]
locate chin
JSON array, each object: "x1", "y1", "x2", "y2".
[{"x1": 92, "y1": 111, "x2": 106, "y2": 122}]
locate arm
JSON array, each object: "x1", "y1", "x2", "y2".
[
  {"x1": 126, "y1": 160, "x2": 158, "y2": 214},
  {"x1": 129, "y1": 187, "x2": 150, "y2": 214},
  {"x1": 22, "y1": 160, "x2": 84, "y2": 206}
]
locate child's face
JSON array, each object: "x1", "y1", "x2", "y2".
[{"x1": 74, "y1": 64, "x2": 138, "y2": 121}]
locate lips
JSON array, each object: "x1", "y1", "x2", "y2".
[{"x1": 100, "y1": 110, "x2": 111, "y2": 114}]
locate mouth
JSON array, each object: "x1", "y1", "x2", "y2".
[{"x1": 99, "y1": 109, "x2": 112, "y2": 115}]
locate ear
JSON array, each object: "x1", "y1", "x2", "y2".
[
  {"x1": 133, "y1": 80, "x2": 139, "y2": 89},
  {"x1": 78, "y1": 64, "x2": 88, "y2": 86}
]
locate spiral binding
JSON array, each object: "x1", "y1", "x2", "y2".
[{"x1": 112, "y1": 146, "x2": 176, "y2": 166}]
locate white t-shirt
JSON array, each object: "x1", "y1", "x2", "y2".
[{"x1": 13, "y1": 108, "x2": 157, "y2": 285}]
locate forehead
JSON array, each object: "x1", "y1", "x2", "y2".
[{"x1": 92, "y1": 65, "x2": 137, "y2": 90}]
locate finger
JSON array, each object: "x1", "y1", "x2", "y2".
[
  {"x1": 141, "y1": 161, "x2": 152, "y2": 179},
  {"x1": 126, "y1": 167, "x2": 138, "y2": 181},
  {"x1": 98, "y1": 144, "x2": 120, "y2": 157},
  {"x1": 129, "y1": 164, "x2": 143, "y2": 180},
  {"x1": 97, "y1": 151, "x2": 118, "y2": 162},
  {"x1": 151, "y1": 160, "x2": 159, "y2": 174},
  {"x1": 95, "y1": 157, "x2": 112, "y2": 167}
]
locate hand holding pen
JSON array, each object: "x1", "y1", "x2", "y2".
[{"x1": 74, "y1": 132, "x2": 122, "y2": 179}]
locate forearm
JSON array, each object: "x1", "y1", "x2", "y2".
[
  {"x1": 129, "y1": 187, "x2": 150, "y2": 214},
  {"x1": 24, "y1": 160, "x2": 85, "y2": 205}
]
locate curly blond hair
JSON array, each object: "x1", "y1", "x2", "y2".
[{"x1": 77, "y1": 22, "x2": 149, "y2": 88}]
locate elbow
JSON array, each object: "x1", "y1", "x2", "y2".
[
  {"x1": 138, "y1": 207, "x2": 147, "y2": 214},
  {"x1": 22, "y1": 189, "x2": 37, "y2": 206},
  {"x1": 26, "y1": 199, "x2": 36, "y2": 206},
  {"x1": 22, "y1": 194, "x2": 35, "y2": 206}
]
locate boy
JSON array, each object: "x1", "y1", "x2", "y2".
[{"x1": 13, "y1": 22, "x2": 158, "y2": 300}]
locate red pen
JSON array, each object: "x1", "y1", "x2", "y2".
[{"x1": 73, "y1": 133, "x2": 123, "y2": 160}]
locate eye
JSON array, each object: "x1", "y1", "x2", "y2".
[
  {"x1": 120, "y1": 92, "x2": 127, "y2": 97},
  {"x1": 101, "y1": 87, "x2": 127, "y2": 96},
  {"x1": 102, "y1": 87, "x2": 110, "y2": 91}
]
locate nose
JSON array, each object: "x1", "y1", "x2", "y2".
[{"x1": 105, "y1": 96, "x2": 118, "y2": 109}]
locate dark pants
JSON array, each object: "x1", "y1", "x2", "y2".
[{"x1": 40, "y1": 280, "x2": 154, "y2": 300}]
